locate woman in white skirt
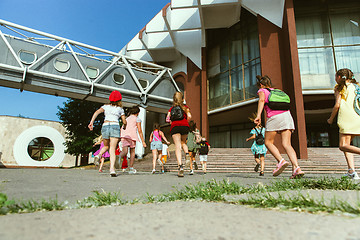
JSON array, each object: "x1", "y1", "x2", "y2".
[{"x1": 254, "y1": 75, "x2": 304, "y2": 179}]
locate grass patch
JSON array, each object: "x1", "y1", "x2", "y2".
[
  {"x1": 1, "y1": 177, "x2": 359, "y2": 216},
  {"x1": 237, "y1": 192, "x2": 360, "y2": 216},
  {"x1": 0, "y1": 192, "x2": 64, "y2": 214}
]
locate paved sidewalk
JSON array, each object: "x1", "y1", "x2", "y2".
[{"x1": 0, "y1": 168, "x2": 360, "y2": 240}]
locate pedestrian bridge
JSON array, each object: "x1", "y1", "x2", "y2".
[{"x1": 0, "y1": 19, "x2": 180, "y2": 112}]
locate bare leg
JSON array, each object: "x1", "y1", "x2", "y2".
[
  {"x1": 189, "y1": 152, "x2": 194, "y2": 170},
  {"x1": 129, "y1": 147, "x2": 136, "y2": 168},
  {"x1": 260, "y1": 155, "x2": 265, "y2": 172},
  {"x1": 264, "y1": 131, "x2": 283, "y2": 163},
  {"x1": 99, "y1": 157, "x2": 105, "y2": 171},
  {"x1": 280, "y1": 130, "x2": 299, "y2": 171},
  {"x1": 339, "y1": 134, "x2": 357, "y2": 172},
  {"x1": 172, "y1": 133, "x2": 183, "y2": 166},
  {"x1": 109, "y1": 137, "x2": 120, "y2": 173},
  {"x1": 97, "y1": 139, "x2": 109, "y2": 158},
  {"x1": 254, "y1": 155, "x2": 260, "y2": 165},
  {"x1": 152, "y1": 149, "x2": 158, "y2": 170},
  {"x1": 339, "y1": 134, "x2": 360, "y2": 154}
]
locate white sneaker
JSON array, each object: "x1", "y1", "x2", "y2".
[
  {"x1": 189, "y1": 170, "x2": 194, "y2": 175},
  {"x1": 129, "y1": 168, "x2": 137, "y2": 174},
  {"x1": 351, "y1": 172, "x2": 360, "y2": 180},
  {"x1": 93, "y1": 155, "x2": 100, "y2": 166},
  {"x1": 152, "y1": 169, "x2": 156, "y2": 174},
  {"x1": 343, "y1": 171, "x2": 360, "y2": 180},
  {"x1": 157, "y1": 159, "x2": 163, "y2": 166}
]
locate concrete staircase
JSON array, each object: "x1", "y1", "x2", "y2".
[{"x1": 134, "y1": 148, "x2": 360, "y2": 174}]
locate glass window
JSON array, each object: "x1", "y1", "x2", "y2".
[
  {"x1": 139, "y1": 79, "x2": 149, "y2": 89},
  {"x1": 230, "y1": 67, "x2": 244, "y2": 103},
  {"x1": 296, "y1": 15, "x2": 331, "y2": 48},
  {"x1": 244, "y1": 59, "x2": 261, "y2": 99},
  {"x1": 54, "y1": 58, "x2": 70, "y2": 72},
  {"x1": 18, "y1": 50, "x2": 36, "y2": 64},
  {"x1": 330, "y1": 10, "x2": 360, "y2": 46},
  {"x1": 27, "y1": 137, "x2": 54, "y2": 161},
  {"x1": 207, "y1": 8, "x2": 261, "y2": 110},
  {"x1": 113, "y1": 73, "x2": 126, "y2": 85},
  {"x1": 335, "y1": 46, "x2": 360, "y2": 80},
  {"x1": 295, "y1": 1, "x2": 360, "y2": 90},
  {"x1": 298, "y1": 47, "x2": 335, "y2": 89},
  {"x1": 86, "y1": 66, "x2": 99, "y2": 79},
  {"x1": 209, "y1": 72, "x2": 230, "y2": 109}
]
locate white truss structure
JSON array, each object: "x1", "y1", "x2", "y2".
[{"x1": 0, "y1": 19, "x2": 180, "y2": 106}]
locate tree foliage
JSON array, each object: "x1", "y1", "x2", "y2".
[{"x1": 57, "y1": 98, "x2": 103, "y2": 156}]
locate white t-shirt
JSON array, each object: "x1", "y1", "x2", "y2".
[
  {"x1": 101, "y1": 105, "x2": 124, "y2": 122},
  {"x1": 162, "y1": 144, "x2": 168, "y2": 156}
]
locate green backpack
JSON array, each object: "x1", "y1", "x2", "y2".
[{"x1": 265, "y1": 88, "x2": 290, "y2": 110}]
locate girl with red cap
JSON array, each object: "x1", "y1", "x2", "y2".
[{"x1": 88, "y1": 90, "x2": 127, "y2": 177}]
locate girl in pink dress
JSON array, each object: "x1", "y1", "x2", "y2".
[
  {"x1": 93, "y1": 136, "x2": 110, "y2": 173},
  {"x1": 119, "y1": 106, "x2": 147, "y2": 174}
]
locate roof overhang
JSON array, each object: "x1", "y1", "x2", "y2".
[{"x1": 121, "y1": 0, "x2": 285, "y2": 69}]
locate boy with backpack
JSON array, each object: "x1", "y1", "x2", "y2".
[{"x1": 198, "y1": 137, "x2": 210, "y2": 174}]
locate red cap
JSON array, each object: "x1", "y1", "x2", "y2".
[{"x1": 109, "y1": 91, "x2": 122, "y2": 102}]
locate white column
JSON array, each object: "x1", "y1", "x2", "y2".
[{"x1": 135, "y1": 107, "x2": 146, "y2": 159}]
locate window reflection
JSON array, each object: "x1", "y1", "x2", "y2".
[
  {"x1": 207, "y1": 8, "x2": 261, "y2": 110},
  {"x1": 295, "y1": 1, "x2": 360, "y2": 90}
]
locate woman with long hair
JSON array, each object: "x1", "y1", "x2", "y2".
[
  {"x1": 166, "y1": 92, "x2": 191, "y2": 177},
  {"x1": 254, "y1": 75, "x2": 304, "y2": 179}
]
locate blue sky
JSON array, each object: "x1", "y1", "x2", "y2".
[{"x1": 0, "y1": 0, "x2": 169, "y2": 121}]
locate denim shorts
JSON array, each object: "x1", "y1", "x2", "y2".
[
  {"x1": 150, "y1": 141, "x2": 163, "y2": 150},
  {"x1": 101, "y1": 123, "x2": 120, "y2": 139}
]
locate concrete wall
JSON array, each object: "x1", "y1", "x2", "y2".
[{"x1": 0, "y1": 115, "x2": 76, "y2": 167}]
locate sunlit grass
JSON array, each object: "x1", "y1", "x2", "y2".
[{"x1": 1, "y1": 177, "x2": 360, "y2": 216}]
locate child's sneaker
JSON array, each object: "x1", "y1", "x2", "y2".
[
  {"x1": 273, "y1": 159, "x2": 289, "y2": 176},
  {"x1": 178, "y1": 165, "x2": 184, "y2": 177},
  {"x1": 129, "y1": 168, "x2": 137, "y2": 174},
  {"x1": 344, "y1": 170, "x2": 360, "y2": 180},
  {"x1": 189, "y1": 169, "x2": 194, "y2": 175},
  {"x1": 93, "y1": 155, "x2": 100, "y2": 166}
]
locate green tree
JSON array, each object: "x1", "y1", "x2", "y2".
[{"x1": 57, "y1": 98, "x2": 103, "y2": 157}]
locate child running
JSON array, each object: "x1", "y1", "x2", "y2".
[
  {"x1": 198, "y1": 137, "x2": 210, "y2": 174},
  {"x1": 149, "y1": 123, "x2": 170, "y2": 174},
  {"x1": 246, "y1": 114, "x2": 267, "y2": 176},
  {"x1": 166, "y1": 91, "x2": 191, "y2": 177},
  {"x1": 327, "y1": 68, "x2": 360, "y2": 180},
  {"x1": 186, "y1": 120, "x2": 201, "y2": 175},
  {"x1": 93, "y1": 135, "x2": 110, "y2": 173},
  {"x1": 160, "y1": 143, "x2": 171, "y2": 173},
  {"x1": 119, "y1": 106, "x2": 146, "y2": 174},
  {"x1": 88, "y1": 90, "x2": 127, "y2": 177},
  {"x1": 254, "y1": 75, "x2": 304, "y2": 179}
]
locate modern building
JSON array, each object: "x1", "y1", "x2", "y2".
[{"x1": 121, "y1": 0, "x2": 360, "y2": 159}]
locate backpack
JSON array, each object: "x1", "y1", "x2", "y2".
[
  {"x1": 199, "y1": 141, "x2": 209, "y2": 155},
  {"x1": 265, "y1": 88, "x2": 290, "y2": 110},
  {"x1": 254, "y1": 127, "x2": 265, "y2": 145},
  {"x1": 170, "y1": 106, "x2": 184, "y2": 121},
  {"x1": 353, "y1": 83, "x2": 360, "y2": 116}
]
